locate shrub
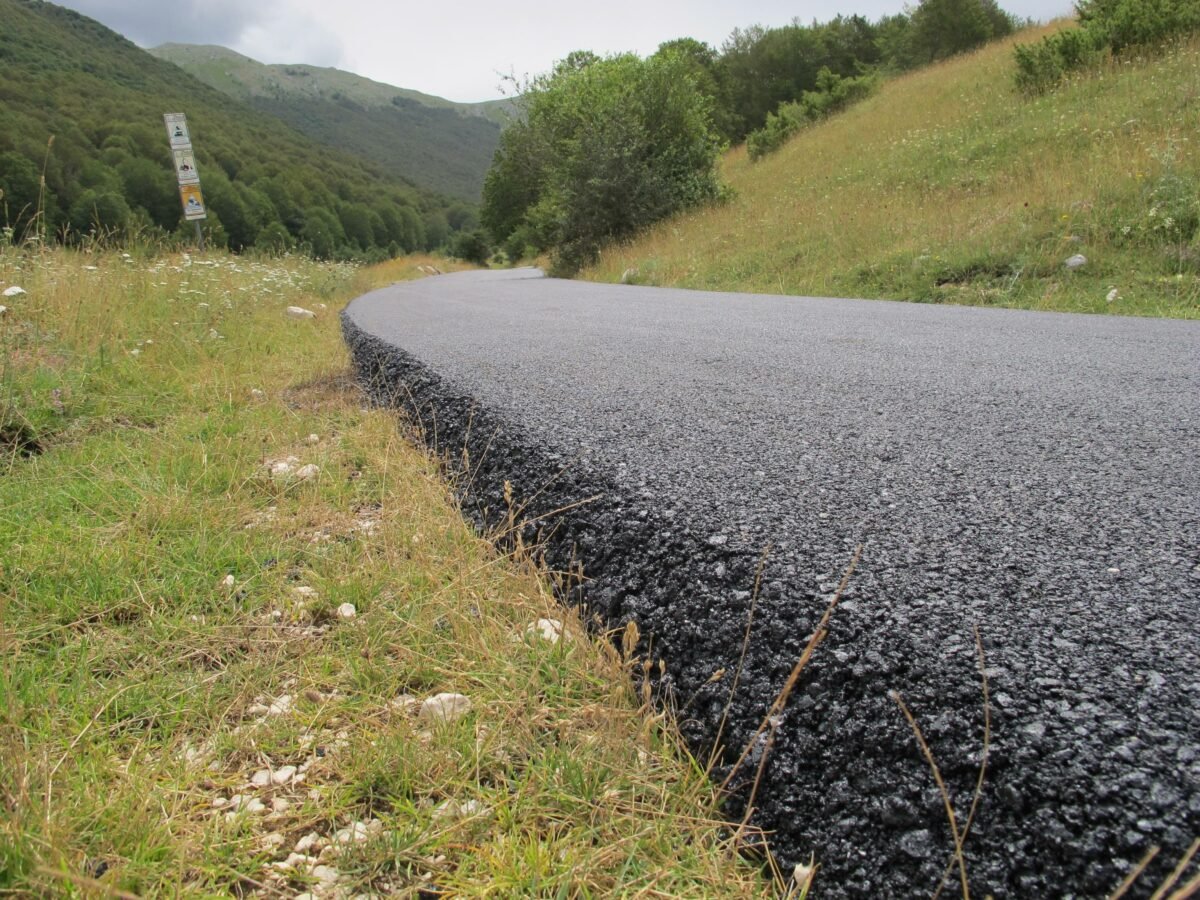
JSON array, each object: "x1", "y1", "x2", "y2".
[
  {"x1": 1014, "y1": 0, "x2": 1200, "y2": 94},
  {"x1": 748, "y1": 69, "x2": 878, "y2": 161},
  {"x1": 450, "y1": 229, "x2": 491, "y2": 266}
]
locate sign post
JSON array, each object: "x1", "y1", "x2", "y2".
[{"x1": 163, "y1": 113, "x2": 206, "y2": 250}]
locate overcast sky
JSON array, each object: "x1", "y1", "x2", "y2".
[{"x1": 58, "y1": 0, "x2": 1075, "y2": 103}]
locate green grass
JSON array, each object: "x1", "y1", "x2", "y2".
[
  {"x1": 585, "y1": 25, "x2": 1200, "y2": 318},
  {"x1": 0, "y1": 249, "x2": 775, "y2": 897}
]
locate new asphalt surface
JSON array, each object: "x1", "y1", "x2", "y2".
[{"x1": 343, "y1": 268, "x2": 1200, "y2": 897}]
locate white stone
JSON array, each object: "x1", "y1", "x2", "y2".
[
  {"x1": 2, "y1": 286, "x2": 26, "y2": 297},
  {"x1": 295, "y1": 832, "x2": 324, "y2": 854},
  {"x1": 312, "y1": 865, "x2": 339, "y2": 884},
  {"x1": 270, "y1": 459, "x2": 296, "y2": 478},
  {"x1": 272, "y1": 765, "x2": 297, "y2": 785},
  {"x1": 220, "y1": 574, "x2": 236, "y2": 589},
  {"x1": 0, "y1": 306, "x2": 7, "y2": 317},
  {"x1": 286, "y1": 306, "x2": 316, "y2": 319},
  {"x1": 305, "y1": 433, "x2": 320, "y2": 445},
  {"x1": 334, "y1": 821, "x2": 371, "y2": 845},
  {"x1": 261, "y1": 832, "x2": 286, "y2": 849},
  {"x1": 267, "y1": 695, "x2": 294, "y2": 716},
  {"x1": 419, "y1": 692, "x2": 472, "y2": 724},
  {"x1": 295, "y1": 464, "x2": 320, "y2": 481},
  {"x1": 247, "y1": 703, "x2": 270, "y2": 717},
  {"x1": 1064, "y1": 254, "x2": 1088, "y2": 270},
  {"x1": 432, "y1": 799, "x2": 487, "y2": 821},
  {"x1": 336, "y1": 602, "x2": 357, "y2": 621},
  {"x1": 389, "y1": 695, "x2": 421, "y2": 715},
  {"x1": 212, "y1": 796, "x2": 230, "y2": 809},
  {"x1": 250, "y1": 388, "x2": 265, "y2": 399},
  {"x1": 526, "y1": 618, "x2": 564, "y2": 644},
  {"x1": 251, "y1": 769, "x2": 272, "y2": 787},
  {"x1": 271, "y1": 797, "x2": 291, "y2": 813},
  {"x1": 1106, "y1": 288, "x2": 1120, "y2": 303}
]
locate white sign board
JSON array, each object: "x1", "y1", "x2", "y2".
[
  {"x1": 164, "y1": 113, "x2": 191, "y2": 149},
  {"x1": 173, "y1": 148, "x2": 200, "y2": 185}
]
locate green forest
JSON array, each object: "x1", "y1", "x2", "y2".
[{"x1": 0, "y1": 0, "x2": 478, "y2": 259}]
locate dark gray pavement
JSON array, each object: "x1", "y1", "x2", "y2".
[{"x1": 344, "y1": 268, "x2": 1200, "y2": 897}]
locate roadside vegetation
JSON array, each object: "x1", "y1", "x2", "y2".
[
  {"x1": 482, "y1": 0, "x2": 1022, "y2": 273},
  {"x1": 585, "y1": 24, "x2": 1200, "y2": 318},
  {"x1": 0, "y1": 247, "x2": 774, "y2": 897}
]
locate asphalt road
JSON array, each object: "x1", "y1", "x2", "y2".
[{"x1": 343, "y1": 268, "x2": 1200, "y2": 897}]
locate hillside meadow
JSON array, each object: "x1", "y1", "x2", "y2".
[
  {"x1": 586, "y1": 25, "x2": 1200, "y2": 319},
  {"x1": 0, "y1": 248, "x2": 777, "y2": 897}
]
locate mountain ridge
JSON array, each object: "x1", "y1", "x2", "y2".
[{"x1": 150, "y1": 42, "x2": 510, "y2": 202}]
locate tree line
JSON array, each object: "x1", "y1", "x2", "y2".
[{"x1": 481, "y1": 0, "x2": 1022, "y2": 274}]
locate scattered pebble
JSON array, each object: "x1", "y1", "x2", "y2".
[
  {"x1": 251, "y1": 769, "x2": 272, "y2": 787},
  {"x1": 389, "y1": 694, "x2": 421, "y2": 715},
  {"x1": 2, "y1": 286, "x2": 26, "y2": 297},
  {"x1": 336, "y1": 602, "x2": 357, "y2": 621},
  {"x1": 272, "y1": 765, "x2": 297, "y2": 785},
  {"x1": 286, "y1": 306, "x2": 316, "y2": 319},
  {"x1": 420, "y1": 692, "x2": 472, "y2": 724},
  {"x1": 250, "y1": 388, "x2": 266, "y2": 399},
  {"x1": 526, "y1": 618, "x2": 564, "y2": 644},
  {"x1": 271, "y1": 798, "x2": 291, "y2": 813},
  {"x1": 1106, "y1": 287, "x2": 1120, "y2": 303},
  {"x1": 432, "y1": 799, "x2": 487, "y2": 821},
  {"x1": 295, "y1": 463, "x2": 320, "y2": 481},
  {"x1": 333, "y1": 821, "x2": 371, "y2": 845},
  {"x1": 293, "y1": 586, "x2": 319, "y2": 600},
  {"x1": 220, "y1": 574, "x2": 236, "y2": 589},
  {"x1": 305, "y1": 433, "x2": 320, "y2": 445},
  {"x1": 1064, "y1": 254, "x2": 1087, "y2": 270},
  {"x1": 268, "y1": 457, "x2": 300, "y2": 478},
  {"x1": 295, "y1": 832, "x2": 324, "y2": 854},
  {"x1": 0, "y1": 305, "x2": 8, "y2": 318},
  {"x1": 267, "y1": 695, "x2": 294, "y2": 716},
  {"x1": 223, "y1": 794, "x2": 266, "y2": 817},
  {"x1": 312, "y1": 865, "x2": 339, "y2": 886}
]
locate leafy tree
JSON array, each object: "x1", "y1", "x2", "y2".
[
  {"x1": 67, "y1": 188, "x2": 131, "y2": 236},
  {"x1": 0, "y1": 151, "x2": 45, "y2": 235},
  {"x1": 482, "y1": 51, "x2": 724, "y2": 275},
  {"x1": 908, "y1": 0, "x2": 1015, "y2": 65},
  {"x1": 300, "y1": 206, "x2": 345, "y2": 259},
  {"x1": 450, "y1": 229, "x2": 491, "y2": 265},
  {"x1": 338, "y1": 203, "x2": 374, "y2": 251},
  {"x1": 117, "y1": 156, "x2": 178, "y2": 230}
]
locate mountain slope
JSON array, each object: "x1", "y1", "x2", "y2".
[
  {"x1": 0, "y1": 0, "x2": 456, "y2": 256},
  {"x1": 585, "y1": 24, "x2": 1200, "y2": 318},
  {"x1": 150, "y1": 44, "x2": 507, "y2": 203}
]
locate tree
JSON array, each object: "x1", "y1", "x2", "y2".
[
  {"x1": 481, "y1": 51, "x2": 724, "y2": 275},
  {"x1": 300, "y1": 206, "x2": 345, "y2": 259},
  {"x1": 908, "y1": 0, "x2": 1015, "y2": 64}
]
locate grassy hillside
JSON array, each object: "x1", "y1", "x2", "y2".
[
  {"x1": 585, "y1": 24, "x2": 1200, "y2": 319},
  {"x1": 0, "y1": 0, "x2": 461, "y2": 256},
  {"x1": 150, "y1": 44, "x2": 509, "y2": 203},
  {"x1": 0, "y1": 247, "x2": 775, "y2": 897}
]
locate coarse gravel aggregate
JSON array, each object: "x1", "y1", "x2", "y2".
[{"x1": 343, "y1": 268, "x2": 1200, "y2": 897}]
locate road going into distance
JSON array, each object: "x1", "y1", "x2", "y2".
[{"x1": 344, "y1": 268, "x2": 1199, "y2": 897}]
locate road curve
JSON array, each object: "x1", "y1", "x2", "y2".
[{"x1": 343, "y1": 268, "x2": 1200, "y2": 897}]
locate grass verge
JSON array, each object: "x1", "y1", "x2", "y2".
[{"x1": 0, "y1": 249, "x2": 773, "y2": 897}]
